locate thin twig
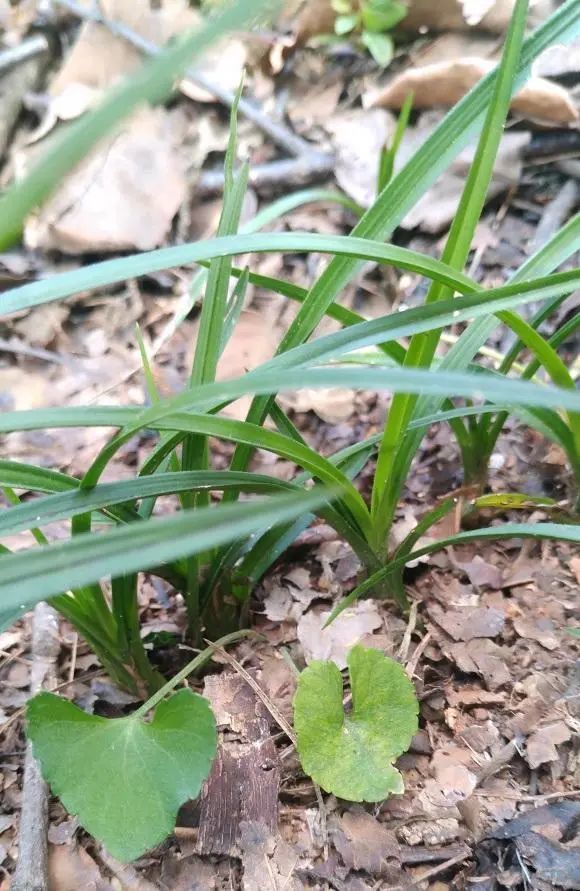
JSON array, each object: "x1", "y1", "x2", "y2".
[
  {"x1": 406, "y1": 851, "x2": 469, "y2": 887},
  {"x1": 406, "y1": 630, "x2": 432, "y2": 679},
  {"x1": 398, "y1": 601, "x2": 418, "y2": 663},
  {"x1": 0, "y1": 34, "x2": 50, "y2": 76},
  {"x1": 54, "y1": 0, "x2": 331, "y2": 162},
  {"x1": 197, "y1": 154, "x2": 335, "y2": 198},
  {"x1": 12, "y1": 603, "x2": 60, "y2": 891}
]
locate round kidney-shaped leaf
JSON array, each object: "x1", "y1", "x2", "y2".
[
  {"x1": 27, "y1": 689, "x2": 216, "y2": 862},
  {"x1": 294, "y1": 645, "x2": 418, "y2": 801}
]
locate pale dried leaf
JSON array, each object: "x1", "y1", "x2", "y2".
[
  {"x1": 48, "y1": 843, "x2": 113, "y2": 891},
  {"x1": 366, "y1": 59, "x2": 577, "y2": 125},
  {"x1": 513, "y1": 616, "x2": 559, "y2": 651},
  {"x1": 526, "y1": 721, "x2": 572, "y2": 768},
  {"x1": 570, "y1": 556, "x2": 580, "y2": 585},
  {"x1": 533, "y1": 36, "x2": 580, "y2": 77},
  {"x1": 278, "y1": 387, "x2": 355, "y2": 423},
  {"x1": 24, "y1": 108, "x2": 187, "y2": 253},
  {"x1": 297, "y1": 603, "x2": 383, "y2": 668},
  {"x1": 456, "y1": 555, "x2": 503, "y2": 589},
  {"x1": 446, "y1": 639, "x2": 510, "y2": 690},
  {"x1": 429, "y1": 604, "x2": 505, "y2": 641},
  {"x1": 325, "y1": 109, "x2": 395, "y2": 209}
]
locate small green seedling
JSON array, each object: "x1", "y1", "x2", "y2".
[
  {"x1": 293, "y1": 645, "x2": 419, "y2": 801},
  {"x1": 332, "y1": 0, "x2": 407, "y2": 66}
]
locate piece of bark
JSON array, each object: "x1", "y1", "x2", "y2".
[
  {"x1": 12, "y1": 603, "x2": 60, "y2": 891},
  {"x1": 196, "y1": 673, "x2": 280, "y2": 857}
]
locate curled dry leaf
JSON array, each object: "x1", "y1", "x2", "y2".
[{"x1": 366, "y1": 59, "x2": 578, "y2": 125}]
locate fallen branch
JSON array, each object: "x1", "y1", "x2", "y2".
[
  {"x1": 11, "y1": 603, "x2": 60, "y2": 891},
  {"x1": 0, "y1": 34, "x2": 50, "y2": 76},
  {"x1": 196, "y1": 153, "x2": 335, "y2": 198}
]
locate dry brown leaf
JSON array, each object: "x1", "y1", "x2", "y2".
[
  {"x1": 49, "y1": 0, "x2": 245, "y2": 108},
  {"x1": 456, "y1": 555, "x2": 503, "y2": 589},
  {"x1": 332, "y1": 810, "x2": 400, "y2": 875},
  {"x1": 366, "y1": 58, "x2": 578, "y2": 125},
  {"x1": 24, "y1": 108, "x2": 187, "y2": 253},
  {"x1": 421, "y1": 748, "x2": 477, "y2": 810},
  {"x1": 0, "y1": 366, "x2": 48, "y2": 411},
  {"x1": 48, "y1": 843, "x2": 113, "y2": 891},
  {"x1": 513, "y1": 616, "x2": 559, "y2": 651},
  {"x1": 212, "y1": 310, "x2": 279, "y2": 421},
  {"x1": 446, "y1": 639, "x2": 510, "y2": 690},
  {"x1": 46, "y1": 0, "x2": 196, "y2": 104},
  {"x1": 278, "y1": 387, "x2": 355, "y2": 423},
  {"x1": 526, "y1": 721, "x2": 572, "y2": 769},
  {"x1": 570, "y1": 556, "x2": 580, "y2": 585},
  {"x1": 328, "y1": 107, "x2": 528, "y2": 229},
  {"x1": 429, "y1": 604, "x2": 505, "y2": 641},
  {"x1": 399, "y1": 119, "x2": 528, "y2": 233},
  {"x1": 297, "y1": 602, "x2": 382, "y2": 668},
  {"x1": 12, "y1": 304, "x2": 69, "y2": 348}
]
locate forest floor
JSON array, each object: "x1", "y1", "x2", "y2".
[{"x1": 0, "y1": 1, "x2": 579, "y2": 888}]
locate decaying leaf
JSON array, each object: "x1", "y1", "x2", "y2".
[
  {"x1": 526, "y1": 721, "x2": 572, "y2": 768},
  {"x1": 326, "y1": 107, "x2": 528, "y2": 230},
  {"x1": 446, "y1": 639, "x2": 511, "y2": 690},
  {"x1": 48, "y1": 0, "x2": 245, "y2": 107},
  {"x1": 331, "y1": 809, "x2": 401, "y2": 876},
  {"x1": 294, "y1": 646, "x2": 419, "y2": 801},
  {"x1": 48, "y1": 843, "x2": 112, "y2": 891},
  {"x1": 429, "y1": 604, "x2": 506, "y2": 641},
  {"x1": 239, "y1": 822, "x2": 302, "y2": 891},
  {"x1": 297, "y1": 602, "x2": 382, "y2": 668},
  {"x1": 456, "y1": 555, "x2": 503, "y2": 589},
  {"x1": 366, "y1": 59, "x2": 578, "y2": 125},
  {"x1": 513, "y1": 616, "x2": 559, "y2": 651}
]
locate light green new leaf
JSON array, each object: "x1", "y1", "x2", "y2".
[
  {"x1": 294, "y1": 645, "x2": 418, "y2": 802},
  {"x1": 27, "y1": 688, "x2": 216, "y2": 862}
]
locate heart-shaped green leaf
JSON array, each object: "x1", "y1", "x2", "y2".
[
  {"x1": 294, "y1": 645, "x2": 418, "y2": 801},
  {"x1": 27, "y1": 689, "x2": 217, "y2": 862}
]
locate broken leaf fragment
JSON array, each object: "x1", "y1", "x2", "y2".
[
  {"x1": 27, "y1": 688, "x2": 217, "y2": 862},
  {"x1": 293, "y1": 645, "x2": 418, "y2": 801}
]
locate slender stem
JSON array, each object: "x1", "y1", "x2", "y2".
[{"x1": 132, "y1": 629, "x2": 256, "y2": 719}]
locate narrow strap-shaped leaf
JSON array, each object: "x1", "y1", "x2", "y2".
[{"x1": 0, "y1": 489, "x2": 331, "y2": 621}]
